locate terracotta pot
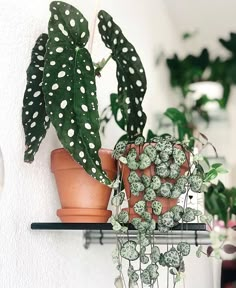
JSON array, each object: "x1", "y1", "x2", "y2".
[
  {"x1": 121, "y1": 143, "x2": 189, "y2": 219},
  {"x1": 51, "y1": 148, "x2": 117, "y2": 223},
  {"x1": 57, "y1": 208, "x2": 112, "y2": 223}
]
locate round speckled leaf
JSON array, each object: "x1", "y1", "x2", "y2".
[
  {"x1": 120, "y1": 241, "x2": 139, "y2": 261},
  {"x1": 118, "y1": 211, "x2": 129, "y2": 223},
  {"x1": 141, "y1": 270, "x2": 151, "y2": 285},
  {"x1": 22, "y1": 33, "x2": 50, "y2": 162},
  {"x1": 139, "y1": 153, "x2": 151, "y2": 170},
  {"x1": 134, "y1": 136, "x2": 145, "y2": 145},
  {"x1": 160, "y1": 183, "x2": 173, "y2": 198},
  {"x1": 169, "y1": 163, "x2": 180, "y2": 179},
  {"x1": 152, "y1": 201, "x2": 162, "y2": 216},
  {"x1": 144, "y1": 145, "x2": 157, "y2": 162},
  {"x1": 161, "y1": 211, "x2": 175, "y2": 228},
  {"x1": 188, "y1": 175, "x2": 203, "y2": 192},
  {"x1": 133, "y1": 200, "x2": 146, "y2": 215},
  {"x1": 141, "y1": 174, "x2": 151, "y2": 188},
  {"x1": 129, "y1": 272, "x2": 139, "y2": 283},
  {"x1": 171, "y1": 185, "x2": 182, "y2": 198},
  {"x1": 137, "y1": 222, "x2": 150, "y2": 234},
  {"x1": 182, "y1": 207, "x2": 195, "y2": 222},
  {"x1": 156, "y1": 138, "x2": 167, "y2": 151},
  {"x1": 177, "y1": 242, "x2": 190, "y2": 256},
  {"x1": 173, "y1": 147, "x2": 186, "y2": 166},
  {"x1": 140, "y1": 255, "x2": 149, "y2": 264},
  {"x1": 154, "y1": 154, "x2": 162, "y2": 165},
  {"x1": 128, "y1": 171, "x2": 141, "y2": 184},
  {"x1": 43, "y1": 2, "x2": 111, "y2": 185},
  {"x1": 127, "y1": 265, "x2": 134, "y2": 277},
  {"x1": 130, "y1": 182, "x2": 144, "y2": 196},
  {"x1": 164, "y1": 141, "x2": 173, "y2": 155},
  {"x1": 155, "y1": 163, "x2": 170, "y2": 178},
  {"x1": 150, "y1": 246, "x2": 160, "y2": 263},
  {"x1": 98, "y1": 10, "x2": 147, "y2": 140},
  {"x1": 150, "y1": 175, "x2": 161, "y2": 190},
  {"x1": 176, "y1": 176, "x2": 188, "y2": 191},
  {"x1": 160, "y1": 151, "x2": 169, "y2": 162},
  {"x1": 163, "y1": 249, "x2": 180, "y2": 268},
  {"x1": 113, "y1": 140, "x2": 127, "y2": 160},
  {"x1": 111, "y1": 192, "x2": 125, "y2": 206},
  {"x1": 146, "y1": 264, "x2": 159, "y2": 280},
  {"x1": 141, "y1": 211, "x2": 152, "y2": 222},
  {"x1": 131, "y1": 218, "x2": 141, "y2": 229},
  {"x1": 144, "y1": 188, "x2": 156, "y2": 201},
  {"x1": 171, "y1": 205, "x2": 184, "y2": 222},
  {"x1": 127, "y1": 148, "x2": 139, "y2": 170}
]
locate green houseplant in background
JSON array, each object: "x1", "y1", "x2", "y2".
[
  {"x1": 202, "y1": 181, "x2": 236, "y2": 260},
  {"x1": 164, "y1": 32, "x2": 236, "y2": 137},
  {"x1": 22, "y1": 1, "x2": 147, "y2": 222}
]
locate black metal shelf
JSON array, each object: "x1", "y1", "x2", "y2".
[{"x1": 31, "y1": 222, "x2": 206, "y2": 231}]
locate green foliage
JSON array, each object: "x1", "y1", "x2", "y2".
[
  {"x1": 164, "y1": 108, "x2": 193, "y2": 142},
  {"x1": 205, "y1": 181, "x2": 236, "y2": 224},
  {"x1": 166, "y1": 49, "x2": 209, "y2": 97},
  {"x1": 98, "y1": 10, "x2": 147, "y2": 141},
  {"x1": 23, "y1": 2, "x2": 147, "y2": 186},
  {"x1": 22, "y1": 34, "x2": 49, "y2": 162}
]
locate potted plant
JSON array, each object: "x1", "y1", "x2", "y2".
[
  {"x1": 95, "y1": 9, "x2": 227, "y2": 287},
  {"x1": 22, "y1": 2, "x2": 146, "y2": 222},
  {"x1": 203, "y1": 181, "x2": 236, "y2": 260}
]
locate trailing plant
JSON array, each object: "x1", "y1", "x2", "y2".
[
  {"x1": 110, "y1": 133, "x2": 224, "y2": 287},
  {"x1": 22, "y1": 2, "x2": 146, "y2": 186}
]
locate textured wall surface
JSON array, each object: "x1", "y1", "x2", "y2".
[{"x1": 0, "y1": 0, "x2": 218, "y2": 287}]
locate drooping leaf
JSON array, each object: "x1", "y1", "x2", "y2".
[
  {"x1": 43, "y1": 1, "x2": 111, "y2": 185},
  {"x1": 98, "y1": 10, "x2": 147, "y2": 140},
  {"x1": 120, "y1": 241, "x2": 139, "y2": 261},
  {"x1": 22, "y1": 33, "x2": 49, "y2": 162}
]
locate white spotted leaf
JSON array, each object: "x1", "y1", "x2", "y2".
[
  {"x1": 43, "y1": 2, "x2": 111, "y2": 185},
  {"x1": 22, "y1": 33, "x2": 50, "y2": 162},
  {"x1": 98, "y1": 10, "x2": 147, "y2": 140}
]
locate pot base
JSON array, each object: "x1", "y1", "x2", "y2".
[{"x1": 57, "y1": 208, "x2": 112, "y2": 223}]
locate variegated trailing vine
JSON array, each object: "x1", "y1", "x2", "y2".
[
  {"x1": 110, "y1": 134, "x2": 225, "y2": 287},
  {"x1": 22, "y1": 33, "x2": 49, "y2": 162},
  {"x1": 98, "y1": 10, "x2": 147, "y2": 141}
]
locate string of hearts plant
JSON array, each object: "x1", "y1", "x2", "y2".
[{"x1": 110, "y1": 133, "x2": 226, "y2": 287}]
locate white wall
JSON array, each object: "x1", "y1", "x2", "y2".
[{"x1": 0, "y1": 0, "x2": 215, "y2": 287}]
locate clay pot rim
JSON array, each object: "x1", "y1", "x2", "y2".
[
  {"x1": 51, "y1": 147, "x2": 113, "y2": 155},
  {"x1": 57, "y1": 208, "x2": 112, "y2": 216}
]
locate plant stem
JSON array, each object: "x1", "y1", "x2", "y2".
[{"x1": 95, "y1": 54, "x2": 112, "y2": 76}]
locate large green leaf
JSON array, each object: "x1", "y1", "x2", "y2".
[
  {"x1": 110, "y1": 93, "x2": 127, "y2": 132},
  {"x1": 43, "y1": 1, "x2": 111, "y2": 185},
  {"x1": 98, "y1": 10, "x2": 147, "y2": 141},
  {"x1": 22, "y1": 33, "x2": 49, "y2": 162},
  {"x1": 164, "y1": 107, "x2": 192, "y2": 141},
  {"x1": 219, "y1": 33, "x2": 236, "y2": 54}
]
